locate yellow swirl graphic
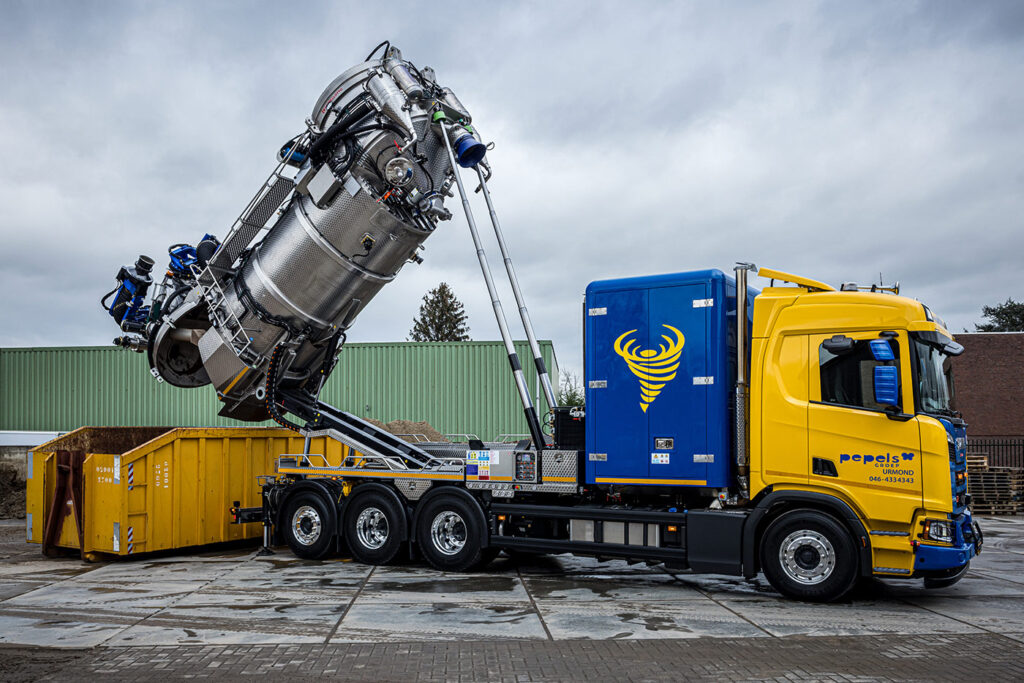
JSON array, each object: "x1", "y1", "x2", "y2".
[{"x1": 613, "y1": 325, "x2": 685, "y2": 413}]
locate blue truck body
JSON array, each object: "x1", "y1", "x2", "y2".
[{"x1": 584, "y1": 269, "x2": 758, "y2": 489}]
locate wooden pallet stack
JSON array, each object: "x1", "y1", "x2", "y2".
[{"x1": 967, "y1": 452, "x2": 1024, "y2": 515}]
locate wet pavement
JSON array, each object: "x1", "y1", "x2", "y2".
[{"x1": 0, "y1": 516, "x2": 1021, "y2": 652}]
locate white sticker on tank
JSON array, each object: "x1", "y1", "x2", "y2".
[
  {"x1": 589, "y1": 380, "x2": 607, "y2": 389},
  {"x1": 588, "y1": 453, "x2": 608, "y2": 461},
  {"x1": 693, "y1": 453, "x2": 715, "y2": 463},
  {"x1": 693, "y1": 376, "x2": 714, "y2": 385},
  {"x1": 113, "y1": 456, "x2": 121, "y2": 484},
  {"x1": 113, "y1": 522, "x2": 120, "y2": 552},
  {"x1": 588, "y1": 307, "x2": 607, "y2": 316},
  {"x1": 651, "y1": 453, "x2": 670, "y2": 464},
  {"x1": 692, "y1": 299, "x2": 714, "y2": 308}
]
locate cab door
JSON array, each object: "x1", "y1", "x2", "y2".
[{"x1": 806, "y1": 331, "x2": 921, "y2": 524}]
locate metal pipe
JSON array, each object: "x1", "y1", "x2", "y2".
[
  {"x1": 475, "y1": 166, "x2": 558, "y2": 413},
  {"x1": 439, "y1": 123, "x2": 547, "y2": 453},
  {"x1": 734, "y1": 262, "x2": 756, "y2": 500}
]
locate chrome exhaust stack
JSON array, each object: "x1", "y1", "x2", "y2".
[{"x1": 734, "y1": 262, "x2": 757, "y2": 501}]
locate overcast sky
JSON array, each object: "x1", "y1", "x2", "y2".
[{"x1": 1, "y1": 1, "x2": 1022, "y2": 377}]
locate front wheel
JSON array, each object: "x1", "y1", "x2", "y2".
[{"x1": 760, "y1": 510, "x2": 859, "y2": 602}]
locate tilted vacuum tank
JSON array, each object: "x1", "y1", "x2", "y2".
[{"x1": 104, "y1": 42, "x2": 555, "y2": 441}]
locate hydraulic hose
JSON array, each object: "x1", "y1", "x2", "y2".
[
  {"x1": 264, "y1": 344, "x2": 304, "y2": 432},
  {"x1": 308, "y1": 98, "x2": 374, "y2": 163}
]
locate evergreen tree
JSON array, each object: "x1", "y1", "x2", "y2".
[
  {"x1": 975, "y1": 298, "x2": 1024, "y2": 332},
  {"x1": 409, "y1": 283, "x2": 471, "y2": 341},
  {"x1": 556, "y1": 371, "x2": 585, "y2": 407}
]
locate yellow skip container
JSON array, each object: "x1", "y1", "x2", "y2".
[{"x1": 26, "y1": 426, "x2": 346, "y2": 560}]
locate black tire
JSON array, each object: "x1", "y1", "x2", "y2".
[
  {"x1": 344, "y1": 490, "x2": 404, "y2": 565},
  {"x1": 282, "y1": 490, "x2": 336, "y2": 560},
  {"x1": 760, "y1": 510, "x2": 859, "y2": 602},
  {"x1": 416, "y1": 494, "x2": 486, "y2": 572}
]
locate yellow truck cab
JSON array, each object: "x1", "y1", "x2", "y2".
[{"x1": 747, "y1": 267, "x2": 979, "y2": 598}]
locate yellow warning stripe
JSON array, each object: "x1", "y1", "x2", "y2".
[
  {"x1": 277, "y1": 468, "x2": 463, "y2": 481},
  {"x1": 223, "y1": 367, "x2": 249, "y2": 394}
]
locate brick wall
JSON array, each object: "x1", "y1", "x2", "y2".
[{"x1": 955, "y1": 332, "x2": 1024, "y2": 438}]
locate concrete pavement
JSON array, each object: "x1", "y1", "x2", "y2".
[{"x1": 1, "y1": 516, "x2": 1022, "y2": 680}]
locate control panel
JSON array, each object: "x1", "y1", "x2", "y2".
[{"x1": 515, "y1": 452, "x2": 537, "y2": 482}]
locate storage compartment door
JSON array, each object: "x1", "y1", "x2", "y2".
[
  {"x1": 647, "y1": 283, "x2": 710, "y2": 484},
  {"x1": 586, "y1": 287, "x2": 649, "y2": 483}
]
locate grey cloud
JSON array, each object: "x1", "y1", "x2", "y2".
[{"x1": 1, "y1": 1, "x2": 1022, "y2": 378}]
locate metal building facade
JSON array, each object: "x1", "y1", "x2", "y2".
[{"x1": 0, "y1": 342, "x2": 559, "y2": 440}]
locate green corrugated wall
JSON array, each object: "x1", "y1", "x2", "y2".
[{"x1": 0, "y1": 341, "x2": 559, "y2": 440}]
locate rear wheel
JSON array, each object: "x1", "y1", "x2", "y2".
[
  {"x1": 760, "y1": 510, "x2": 859, "y2": 602},
  {"x1": 282, "y1": 490, "x2": 336, "y2": 560},
  {"x1": 344, "y1": 491, "x2": 404, "y2": 565},
  {"x1": 417, "y1": 494, "x2": 486, "y2": 572}
]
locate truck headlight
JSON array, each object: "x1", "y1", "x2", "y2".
[{"x1": 922, "y1": 519, "x2": 955, "y2": 543}]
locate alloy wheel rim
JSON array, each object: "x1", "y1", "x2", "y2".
[
  {"x1": 356, "y1": 507, "x2": 389, "y2": 550},
  {"x1": 430, "y1": 511, "x2": 467, "y2": 556},
  {"x1": 291, "y1": 505, "x2": 322, "y2": 546},
  {"x1": 779, "y1": 529, "x2": 836, "y2": 584}
]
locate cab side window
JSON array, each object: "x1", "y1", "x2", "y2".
[{"x1": 818, "y1": 339, "x2": 900, "y2": 411}]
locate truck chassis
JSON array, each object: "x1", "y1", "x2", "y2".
[{"x1": 234, "y1": 391, "x2": 892, "y2": 602}]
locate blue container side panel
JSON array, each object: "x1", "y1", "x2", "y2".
[
  {"x1": 584, "y1": 286, "x2": 649, "y2": 481},
  {"x1": 585, "y1": 269, "x2": 748, "y2": 488},
  {"x1": 646, "y1": 282, "x2": 709, "y2": 483}
]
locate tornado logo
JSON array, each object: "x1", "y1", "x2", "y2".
[{"x1": 613, "y1": 325, "x2": 685, "y2": 413}]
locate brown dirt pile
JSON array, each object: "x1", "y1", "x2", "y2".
[
  {"x1": 364, "y1": 418, "x2": 448, "y2": 443},
  {"x1": 0, "y1": 463, "x2": 26, "y2": 519}
]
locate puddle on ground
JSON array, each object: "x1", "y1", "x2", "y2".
[{"x1": 368, "y1": 576, "x2": 519, "y2": 594}]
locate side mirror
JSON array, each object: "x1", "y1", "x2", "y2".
[
  {"x1": 943, "y1": 340, "x2": 964, "y2": 356},
  {"x1": 874, "y1": 366, "x2": 899, "y2": 406}
]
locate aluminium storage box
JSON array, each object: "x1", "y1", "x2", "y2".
[
  {"x1": 584, "y1": 269, "x2": 755, "y2": 488},
  {"x1": 25, "y1": 426, "x2": 350, "y2": 559}
]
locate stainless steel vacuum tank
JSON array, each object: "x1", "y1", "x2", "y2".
[{"x1": 140, "y1": 44, "x2": 485, "y2": 420}]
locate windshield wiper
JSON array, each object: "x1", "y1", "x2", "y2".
[{"x1": 924, "y1": 407, "x2": 958, "y2": 418}]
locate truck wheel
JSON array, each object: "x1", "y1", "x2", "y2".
[
  {"x1": 760, "y1": 510, "x2": 858, "y2": 602},
  {"x1": 416, "y1": 494, "x2": 485, "y2": 572},
  {"x1": 344, "y1": 491, "x2": 404, "y2": 565},
  {"x1": 283, "y1": 490, "x2": 336, "y2": 560}
]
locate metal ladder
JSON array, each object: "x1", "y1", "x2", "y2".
[{"x1": 190, "y1": 264, "x2": 257, "y2": 363}]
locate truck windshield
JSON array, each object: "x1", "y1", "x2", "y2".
[{"x1": 912, "y1": 336, "x2": 957, "y2": 417}]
